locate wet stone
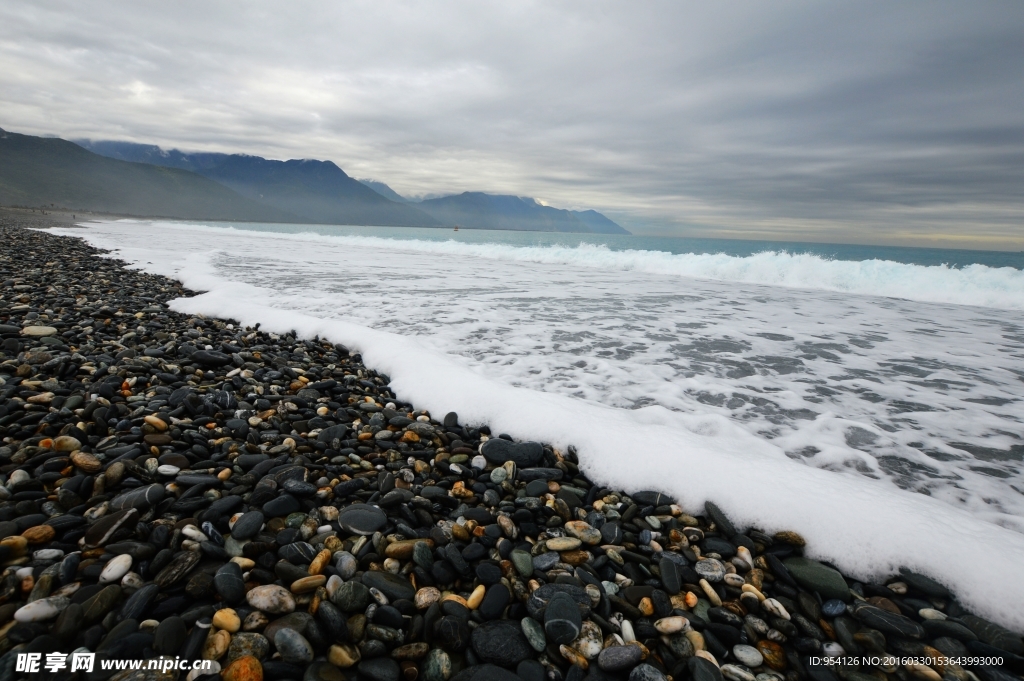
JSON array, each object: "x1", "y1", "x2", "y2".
[
  {"x1": 852, "y1": 604, "x2": 925, "y2": 639},
  {"x1": 704, "y1": 501, "x2": 738, "y2": 537},
  {"x1": 332, "y1": 580, "x2": 371, "y2": 612},
  {"x1": 215, "y1": 562, "x2": 246, "y2": 605},
  {"x1": 821, "y1": 599, "x2": 847, "y2": 617},
  {"x1": 228, "y1": 632, "x2": 270, "y2": 662},
  {"x1": 436, "y1": 615, "x2": 471, "y2": 652},
  {"x1": 337, "y1": 503, "x2": 387, "y2": 535},
  {"x1": 599, "y1": 644, "x2": 642, "y2": 672},
  {"x1": 472, "y1": 619, "x2": 533, "y2": 667},
  {"x1": 231, "y1": 511, "x2": 264, "y2": 539},
  {"x1": 783, "y1": 557, "x2": 850, "y2": 601},
  {"x1": 690, "y1": 656, "x2": 725, "y2": 681},
  {"x1": 111, "y1": 484, "x2": 165, "y2": 511},
  {"x1": 246, "y1": 585, "x2": 296, "y2": 615},
  {"x1": 275, "y1": 628, "x2": 314, "y2": 665},
  {"x1": 660, "y1": 556, "x2": 682, "y2": 594},
  {"x1": 263, "y1": 494, "x2": 301, "y2": 517},
  {"x1": 631, "y1": 663, "x2": 669, "y2": 681},
  {"x1": 695, "y1": 558, "x2": 726, "y2": 582},
  {"x1": 155, "y1": 551, "x2": 201, "y2": 587},
  {"x1": 358, "y1": 657, "x2": 401, "y2": 681},
  {"x1": 601, "y1": 522, "x2": 623, "y2": 544},
  {"x1": 544, "y1": 592, "x2": 583, "y2": 645},
  {"x1": 362, "y1": 570, "x2": 415, "y2": 601},
  {"x1": 153, "y1": 616, "x2": 187, "y2": 655},
  {"x1": 733, "y1": 644, "x2": 764, "y2": 667},
  {"x1": 962, "y1": 616, "x2": 1024, "y2": 655},
  {"x1": 480, "y1": 438, "x2": 544, "y2": 467}
]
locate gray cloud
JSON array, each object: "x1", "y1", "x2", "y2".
[{"x1": 2, "y1": 1, "x2": 1023, "y2": 247}]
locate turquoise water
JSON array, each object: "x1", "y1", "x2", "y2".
[{"x1": 203, "y1": 221, "x2": 1024, "y2": 270}]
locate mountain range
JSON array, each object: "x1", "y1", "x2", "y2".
[
  {"x1": 0, "y1": 129, "x2": 629, "y2": 233},
  {"x1": 0, "y1": 128, "x2": 294, "y2": 222},
  {"x1": 74, "y1": 140, "x2": 437, "y2": 227}
]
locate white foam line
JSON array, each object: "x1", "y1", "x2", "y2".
[{"x1": 77, "y1": 219, "x2": 1024, "y2": 310}]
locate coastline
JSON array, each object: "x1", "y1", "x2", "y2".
[{"x1": 0, "y1": 214, "x2": 1021, "y2": 681}]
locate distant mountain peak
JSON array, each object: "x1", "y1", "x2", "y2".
[
  {"x1": 359, "y1": 179, "x2": 410, "y2": 203},
  {"x1": 416, "y1": 191, "x2": 629, "y2": 234}
]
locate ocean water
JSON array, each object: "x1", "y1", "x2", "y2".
[{"x1": 55, "y1": 219, "x2": 1024, "y2": 628}]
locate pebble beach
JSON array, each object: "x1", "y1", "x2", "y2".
[{"x1": 0, "y1": 212, "x2": 1022, "y2": 681}]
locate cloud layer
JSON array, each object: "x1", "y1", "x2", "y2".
[{"x1": 2, "y1": 1, "x2": 1023, "y2": 247}]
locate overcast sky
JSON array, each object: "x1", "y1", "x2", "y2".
[{"x1": 2, "y1": 2, "x2": 1023, "y2": 247}]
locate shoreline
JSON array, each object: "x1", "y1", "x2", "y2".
[{"x1": 0, "y1": 214, "x2": 1021, "y2": 681}]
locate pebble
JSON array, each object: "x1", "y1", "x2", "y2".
[
  {"x1": 732, "y1": 644, "x2": 764, "y2": 667},
  {"x1": 222, "y1": 656, "x2": 262, "y2": 681},
  {"x1": 358, "y1": 657, "x2": 401, "y2": 681},
  {"x1": 631, "y1": 663, "x2": 669, "y2": 681},
  {"x1": 696, "y1": 558, "x2": 727, "y2": 582},
  {"x1": 328, "y1": 643, "x2": 362, "y2": 668},
  {"x1": 544, "y1": 591, "x2": 583, "y2": 645},
  {"x1": 227, "y1": 632, "x2": 269, "y2": 662},
  {"x1": 337, "y1": 503, "x2": 387, "y2": 535},
  {"x1": 275, "y1": 627, "x2": 315, "y2": 665},
  {"x1": 246, "y1": 584, "x2": 296, "y2": 614},
  {"x1": 212, "y1": 608, "x2": 241, "y2": 633},
  {"x1": 480, "y1": 438, "x2": 544, "y2": 467},
  {"x1": 599, "y1": 644, "x2": 643, "y2": 671},
  {"x1": 472, "y1": 619, "x2": 533, "y2": 667},
  {"x1": 14, "y1": 595, "x2": 69, "y2": 622},
  {"x1": 546, "y1": 536, "x2": 582, "y2": 551}
]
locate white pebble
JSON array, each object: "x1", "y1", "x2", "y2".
[
  {"x1": 822, "y1": 642, "x2": 846, "y2": 657},
  {"x1": 732, "y1": 644, "x2": 763, "y2": 667},
  {"x1": 655, "y1": 616, "x2": 691, "y2": 634},
  {"x1": 15, "y1": 596, "x2": 69, "y2": 622},
  {"x1": 724, "y1": 573, "x2": 745, "y2": 588},
  {"x1": 919, "y1": 608, "x2": 947, "y2": 620},
  {"x1": 762, "y1": 598, "x2": 790, "y2": 620},
  {"x1": 181, "y1": 524, "x2": 207, "y2": 542},
  {"x1": 121, "y1": 571, "x2": 145, "y2": 590},
  {"x1": 99, "y1": 554, "x2": 133, "y2": 584}
]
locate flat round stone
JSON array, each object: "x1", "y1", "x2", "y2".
[
  {"x1": 733, "y1": 644, "x2": 764, "y2": 667},
  {"x1": 338, "y1": 504, "x2": 387, "y2": 536},
  {"x1": 230, "y1": 511, "x2": 264, "y2": 540}
]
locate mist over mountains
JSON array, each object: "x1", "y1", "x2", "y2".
[{"x1": 78, "y1": 139, "x2": 629, "y2": 233}]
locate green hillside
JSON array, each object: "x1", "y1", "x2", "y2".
[{"x1": 0, "y1": 128, "x2": 298, "y2": 222}]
